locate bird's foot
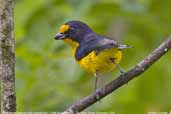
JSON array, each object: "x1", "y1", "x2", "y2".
[
  {"x1": 119, "y1": 70, "x2": 128, "y2": 84},
  {"x1": 93, "y1": 89, "x2": 101, "y2": 102},
  {"x1": 120, "y1": 70, "x2": 125, "y2": 77}
]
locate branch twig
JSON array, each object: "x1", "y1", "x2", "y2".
[{"x1": 62, "y1": 38, "x2": 171, "y2": 114}]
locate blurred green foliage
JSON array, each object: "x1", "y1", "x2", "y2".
[{"x1": 14, "y1": 0, "x2": 171, "y2": 113}]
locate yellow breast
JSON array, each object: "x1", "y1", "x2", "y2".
[
  {"x1": 78, "y1": 48, "x2": 122, "y2": 73},
  {"x1": 63, "y1": 38, "x2": 122, "y2": 74}
]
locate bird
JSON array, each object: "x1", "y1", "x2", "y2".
[{"x1": 54, "y1": 20, "x2": 130, "y2": 98}]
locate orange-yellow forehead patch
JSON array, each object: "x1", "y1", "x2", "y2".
[{"x1": 59, "y1": 24, "x2": 70, "y2": 33}]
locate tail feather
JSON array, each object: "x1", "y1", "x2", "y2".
[{"x1": 118, "y1": 45, "x2": 132, "y2": 49}]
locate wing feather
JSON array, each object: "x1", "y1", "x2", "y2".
[{"x1": 75, "y1": 35, "x2": 118, "y2": 60}]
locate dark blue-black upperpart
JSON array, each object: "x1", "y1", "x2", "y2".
[
  {"x1": 64, "y1": 20, "x2": 95, "y2": 42},
  {"x1": 55, "y1": 20, "x2": 119, "y2": 60}
]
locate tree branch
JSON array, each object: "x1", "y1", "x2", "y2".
[{"x1": 62, "y1": 38, "x2": 171, "y2": 114}]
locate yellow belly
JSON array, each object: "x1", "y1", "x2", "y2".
[{"x1": 77, "y1": 48, "x2": 122, "y2": 74}]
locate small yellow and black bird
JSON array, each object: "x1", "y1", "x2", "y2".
[{"x1": 54, "y1": 20, "x2": 130, "y2": 96}]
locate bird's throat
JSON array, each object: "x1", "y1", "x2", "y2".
[{"x1": 64, "y1": 38, "x2": 79, "y2": 56}]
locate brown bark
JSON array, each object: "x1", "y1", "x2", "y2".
[{"x1": 0, "y1": 0, "x2": 16, "y2": 113}]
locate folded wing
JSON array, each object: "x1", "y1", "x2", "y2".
[{"x1": 75, "y1": 35, "x2": 119, "y2": 60}]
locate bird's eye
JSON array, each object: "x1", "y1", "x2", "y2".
[{"x1": 69, "y1": 27, "x2": 75, "y2": 31}]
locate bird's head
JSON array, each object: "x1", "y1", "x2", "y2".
[{"x1": 54, "y1": 20, "x2": 93, "y2": 46}]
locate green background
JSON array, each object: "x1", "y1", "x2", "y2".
[{"x1": 15, "y1": 0, "x2": 171, "y2": 113}]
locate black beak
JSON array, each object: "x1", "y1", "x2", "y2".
[{"x1": 54, "y1": 33, "x2": 66, "y2": 40}]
